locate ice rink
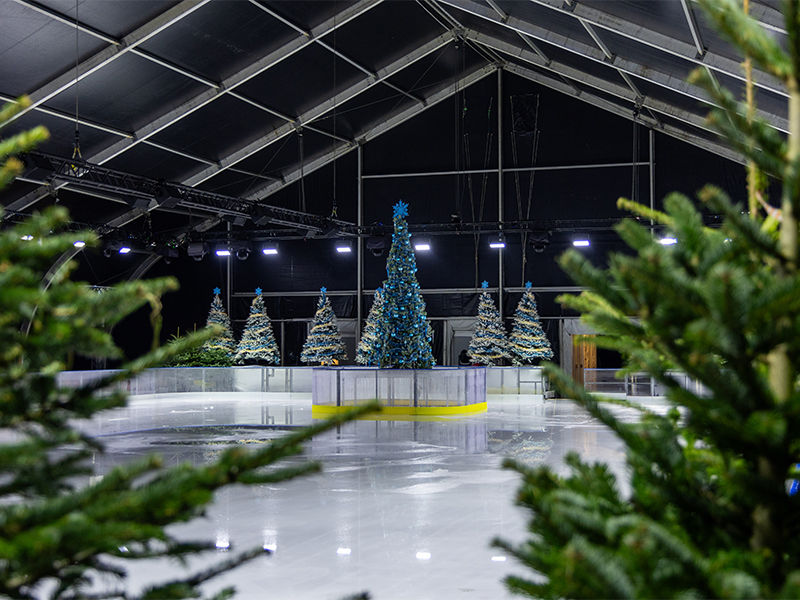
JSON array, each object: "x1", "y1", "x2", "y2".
[{"x1": 78, "y1": 393, "x2": 660, "y2": 599}]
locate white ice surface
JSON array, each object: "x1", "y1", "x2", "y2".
[{"x1": 74, "y1": 393, "x2": 668, "y2": 599}]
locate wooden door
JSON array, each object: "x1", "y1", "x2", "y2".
[{"x1": 572, "y1": 334, "x2": 597, "y2": 386}]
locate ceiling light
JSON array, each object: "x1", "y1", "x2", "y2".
[
  {"x1": 118, "y1": 246, "x2": 131, "y2": 254},
  {"x1": 489, "y1": 233, "x2": 505, "y2": 249},
  {"x1": 658, "y1": 237, "x2": 677, "y2": 245},
  {"x1": 572, "y1": 239, "x2": 590, "y2": 247},
  {"x1": 335, "y1": 240, "x2": 352, "y2": 253},
  {"x1": 414, "y1": 238, "x2": 431, "y2": 252},
  {"x1": 262, "y1": 242, "x2": 278, "y2": 255},
  {"x1": 73, "y1": 240, "x2": 86, "y2": 248},
  {"x1": 336, "y1": 547, "x2": 352, "y2": 556},
  {"x1": 415, "y1": 551, "x2": 432, "y2": 560}
]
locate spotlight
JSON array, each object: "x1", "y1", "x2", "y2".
[
  {"x1": 572, "y1": 239, "x2": 590, "y2": 247},
  {"x1": 231, "y1": 241, "x2": 252, "y2": 260},
  {"x1": 489, "y1": 233, "x2": 505, "y2": 249},
  {"x1": 367, "y1": 236, "x2": 386, "y2": 257},
  {"x1": 118, "y1": 246, "x2": 132, "y2": 254},
  {"x1": 658, "y1": 237, "x2": 677, "y2": 245},
  {"x1": 414, "y1": 238, "x2": 431, "y2": 252},
  {"x1": 73, "y1": 240, "x2": 86, "y2": 248},
  {"x1": 187, "y1": 242, "x2": 209, "y2": 261},
  {"x1": 215, "y1": 248, "x2": 231, "y2": 257},
  {"x1": 262, "y1": 242, "x2": 278, "y2": 256},
  {"x1": 335, "y1": 240, "x2": 353, "y2": 254}
]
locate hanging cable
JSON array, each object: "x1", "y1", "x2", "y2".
[
  {"x1": 298, "y1": 127, "x2": 306, "y2": 212},
  {"x1": 330, "y1": 16, "x2": 338, "y2": 218},
  {"x1": 631, "y1": 118, "x2": 639, "y2": 204},
  {"x1": 72, "y1": 0, "x2": 81, "y2": 159},
  {"x1": 510, "y1": 94, "x2": 540, "y2": 284}
]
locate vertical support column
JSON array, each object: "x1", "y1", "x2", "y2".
[
  {"x1": 497, "y1": 68, "x2": 504, "y2": 320},
  {"x1": 356, "y1": 144, "x2": 364, "y2": 346},
  {"x1": 649, "y1": 129, "x2": 656, "y2": 237},
  {"x1": 280, "y1": 321, "x2": 285, "y2": 366},
  {"x1": 226, "y1": 221, "x2": 232, "y2": 317}
]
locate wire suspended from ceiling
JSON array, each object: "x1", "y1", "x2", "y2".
[
  {"x1": 330, "y1": 14, "x2": 338, "y2": 219},
  {"x1": 72, "y1": 0, "x2": 81, "y2": 160},
  {"x1": 510, "y1": 93, "x2": 541, "y2": 285}
]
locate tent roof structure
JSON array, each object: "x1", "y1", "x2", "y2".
[{"x1": 0, "y1": 0, "x2": 787, "y2": 246}]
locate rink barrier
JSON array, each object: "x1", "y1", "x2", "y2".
[
  {"x1": 311, "y1": 367, "x2": 488, "y2": 417},
  {"x1": 56, "y1": 366, "x2": 548, "y2": 396}
]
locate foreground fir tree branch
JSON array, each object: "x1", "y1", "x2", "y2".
[
  {"x1": 0, "y1": 99, "x2": 377, "y2": 598},
  {"x1": 495, "y1": 1, "x2": 800, "y2": 597}
]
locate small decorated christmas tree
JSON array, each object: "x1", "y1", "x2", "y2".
[
  {"x1": 202, "y1": 287, "x2": 236, "y2": 358},
  {"x1": 468, "y1": 281, "x2": 510, "y2": 365},
  {"x1": 300, "y1": 287, "x2": 347, "y2": 366},
  {"x1": 508, "y1": 281, "x2": 553, "y2": 364},
  {"x1": 235, "y1": 288, "x2": 280, "y2": 365},
  {"x1": 356, "y1": 287, "x2": 386, "y2": 365},
  {"x1": 380, "y1": 201, "x2": 435, "y2": 368}
]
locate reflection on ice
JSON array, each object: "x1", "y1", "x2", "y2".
[{"x1": 77, "y1": 392, "x2": 667, "y2": 599}]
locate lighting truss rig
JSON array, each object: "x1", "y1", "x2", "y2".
[{"x1": 19, "y1": 152, "x2": 353, "y2": 234}]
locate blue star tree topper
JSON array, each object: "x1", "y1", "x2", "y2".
[
  {"x1": 213, "y1": 287, "x2": 221, "y2": 295},
  {"x1": 255, "y1": 287, "x2": 262, "y2": 295},
  {"x1": 482, "y1": 280, "x2": 489, "y2": 289}
]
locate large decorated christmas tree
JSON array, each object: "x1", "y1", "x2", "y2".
[
  {"x1": 468, "y1": 281, "x2": 510, "y2": 365},
  {"x1": 507, "y1": 281, "x2": 553, "y2": 364},
  {"x1": 235, "y1": 288, "x2": 280, "y2": 365},
  {"x1": 379, "y1": 201, "x2": 434, "y2": 368},
  {"x1": 202, "y1": 287, "x2": 236, "y2": 357},
  {"x1": 356, "y1": 287, "x2": 385, "y2": 365},
  {"x1": 300, "y1": 287, "x2": 347, "y2": 365}
]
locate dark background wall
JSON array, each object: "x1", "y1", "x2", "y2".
[{"x1": 70, "y1": 71, "x2": 757, "y2": 365}]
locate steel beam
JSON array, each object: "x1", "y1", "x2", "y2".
[
  {"x1": 504, "y1": 62, "x2": 744, "y2": 164},
  {"x1": 439, "y1": 1, "x2": 788, "y2": 132},
  {"x1": 7, "y1": 0, "x2": 380, "y2": 215},
  {"x1": 525, "y1": 0, "x2": 785, "y2": 97},
  {"x1": 6, "y1": 0, "x2": 212, "y2": 126},
  {"x1": 89, "y1": 0, "x2": 381, "y2": 165},
  {"x1": 245, "y1": 64, "x2": 498, "y2": 200},
  {"x1": 680, "y1": 0, "x2": 706, "y2": 57},
  {"x1": 183, "y1": 32, "x2": 452, "y2": 187},
  {"x1": 469, "y1": 31, "x2": 715, "y2": 135}
]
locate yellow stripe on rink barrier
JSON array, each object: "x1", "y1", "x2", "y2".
[{"x1": 311, "y1": 402, "x2": 488, "y2": 419}]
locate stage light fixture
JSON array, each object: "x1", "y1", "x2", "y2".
[
  {"x1": 215, "y1": 248, "x2": 231, "y2": 257},
  {"x1": 187, "y1": 242, "x2": 209, "y2": 261},
  {"x1": 233, "y1": 241, "x2": 252, "y2": 261},
  {"x1": 658, "y1": 237, "x2": 677, "y2": 245},
  {"x1": 262, "y1": 242, "x2": 278, "y2": 256},
  {"x1": 20, "y1": 235, "x2": 33, "y2": 241},
  {"x1": 335, "y1": 240, "x2": 352, "y2": 254},
  {"x1": 73, "y1": 240, "x2": 86, "y2": 248},
  {"x1": 572, "y1": 239, "x2": 590, "y2": 247},
  {"x1": 118, "y1": 246, "x2": 131, "y2": 254}
]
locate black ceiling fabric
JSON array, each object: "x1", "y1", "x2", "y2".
[{"x1": 1, "y1": 0, "x2": 786, "y2": 360}]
